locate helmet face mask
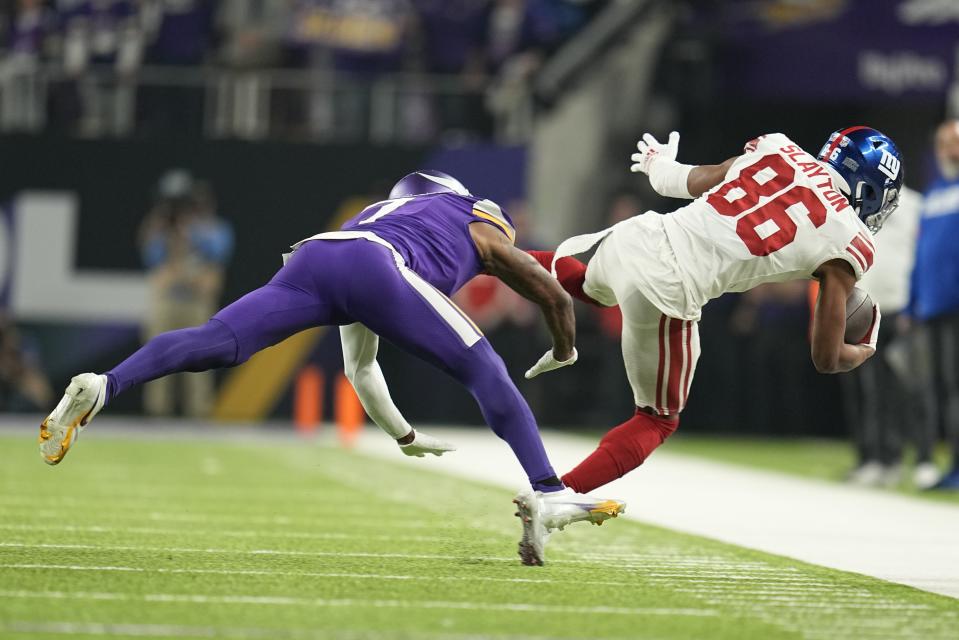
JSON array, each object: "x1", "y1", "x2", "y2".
[
  {"x1": 817, "y1": 126, "x2": 903, "y2": 234},
  {"x1": 863, "y1": 186, "x2": 899, "y2": 234}
]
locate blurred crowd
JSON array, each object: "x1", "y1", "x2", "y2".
[{"x1": 0, "y1": 0, "x2": 608, "y2": 139}]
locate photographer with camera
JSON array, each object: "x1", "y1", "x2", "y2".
[{"x1": 138, "y1": 169, "x2": 233, "y2": 417}]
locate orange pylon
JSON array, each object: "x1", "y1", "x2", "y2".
[
  {"x1": 294, "y1": 365, "x2": 324, "y2": 436},
  {"x1": 335, "y1": 373, "x2": 365, "y2": 446}
]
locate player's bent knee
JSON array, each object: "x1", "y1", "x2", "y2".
[{"x1": 450, "y1": 340, "x2": 508, "y2": 385}]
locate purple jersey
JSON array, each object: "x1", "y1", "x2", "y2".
[{"x1": 341, "y1": 193, "x2": 515, "y2": 295}]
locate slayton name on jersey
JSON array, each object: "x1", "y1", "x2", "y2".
[
  {"x1": 778, "y1": 144, "x2": 850, "y2": 214},
  {"x1": 776, "y1": 141, "x2": 874, "y2": 274}
]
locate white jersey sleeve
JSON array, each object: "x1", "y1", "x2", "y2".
[{"x1": 660, "y1": 132, "x2": 874, "y2": 311}]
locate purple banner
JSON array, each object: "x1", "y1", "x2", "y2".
[{"x1": 711, "y1": 0, "x2": 959, "y2": 101}]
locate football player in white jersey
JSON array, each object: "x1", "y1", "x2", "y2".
[{"x1": 516, "y1": 126, "x2": 903, "y2": 565}]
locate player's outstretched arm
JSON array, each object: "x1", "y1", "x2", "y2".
[
  {"x1": 686, "y1": 157, "x2": 739, "y2": 197},
  {"x1": 810, "y1": 260, "x2": 876, "y2": 374},
  {"x1": 340, "y1": 323, "x2": 455, "y2": 457},
  {"x1": 630, "y1": 131, "x2": 739, "y2": 198},
  {"x1": 470, "y1": 223, "x2": 577, "y2": 377}
]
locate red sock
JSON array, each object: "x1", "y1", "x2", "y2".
[
  {"x1": 562, "y1": 408, "x2": 678, "y2": 493},
  {"x1": 527, "y1": 250, "x2": 604, "y2": 307}
]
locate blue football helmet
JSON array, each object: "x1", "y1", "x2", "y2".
[
  {"x1": 817, "y1": 126, "x2": 903, "y2": 233},
  {"x1": 389, "y1": 170, "x2": 470, "y2": 199}
]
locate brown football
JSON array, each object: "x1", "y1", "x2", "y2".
[{"x1": 845, "y1": 287, "x2": 875, "y2": 344}]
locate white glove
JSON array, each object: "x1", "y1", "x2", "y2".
[
  {"x1": 399, "y1": 430, "x2": 457, "y2": 457},
  {"x1": 858, "y1": 304, "x2": 881, "y2": 352},
  {"x1": 630, "y1": 131, "x2": 694, "y2": 199},
  {"x1": 525, "y1": 348, "x2": 578, "y2": 379},
  {"x1": 631, "y1": 131, "x2": 680, "y2": 174}
]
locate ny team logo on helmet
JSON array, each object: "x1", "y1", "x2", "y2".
[
  {"x1": 389, "y1": 170, "x2": 471, "y2": 199},
  {"x1": 817, "y1": 126, "x2": 903, "y2": 234}
]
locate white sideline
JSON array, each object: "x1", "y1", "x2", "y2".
[{"x1": 355, "y1": 428, "x2": 959, "y2": 600}]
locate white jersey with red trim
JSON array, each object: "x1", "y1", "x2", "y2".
[{"x1": 661, "y1": 133, "x2": 874, "y2": 313}]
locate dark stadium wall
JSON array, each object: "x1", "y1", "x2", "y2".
[
  {"x1": 0, "y1": 135, "x2": 429, "y2": 415},
  {"x1": 0, "y1": 135, "x2": 430, "y2": 302}
]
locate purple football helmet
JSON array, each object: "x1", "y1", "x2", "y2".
[{"x1": 389, "y1": 170, "x2": 471, "y2": 199}]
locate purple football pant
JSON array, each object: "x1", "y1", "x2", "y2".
[{"x1": 107, "y1": 239, "x2": 561, "y2": 491}]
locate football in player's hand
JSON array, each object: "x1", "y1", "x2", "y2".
[{"x1": 845, "y1": 287, "x2": 875, "y2": 344}]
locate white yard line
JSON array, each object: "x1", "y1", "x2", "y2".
[
  {"x1": 0, "y1": 590, "x2": 718, "y2": 617},
  {"x1": 0, "y1": 523, "x2": 454, "y2": 543},
  {"x1": 0, "y1": 542, "x2": 709, "y2": 572},
  {"x1": 0, "y1": 563, "x2": 636, "y2": 587},
  {"x1": 17, "y1": 509, "x2": 439, "y2": 530},
  {"x1": 2, "y1": 622, "x2": 242, "y2": 639},
  {"x1": 354, "y1": 428, "x2": 959, "y2": 600},
  {"x1": 0, "y1": 542, "x2": 512, "y2": 562},
  {"x1": 0, "y1": 622, "x2": 311, "y2": 640},
  {"x1": 0, "y1": 542, "x2": 618, "y2": 567},
  {"x1": 0, "y1": 622, "x2": 570, "y2": 640}
]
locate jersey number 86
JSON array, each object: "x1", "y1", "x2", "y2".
[{"x1": 707, "y1": 155, "x2": 828, "y2": 257}]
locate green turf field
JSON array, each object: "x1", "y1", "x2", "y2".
[{"x1": 1, "y1": 432, "x2": 957, "y2": 640}]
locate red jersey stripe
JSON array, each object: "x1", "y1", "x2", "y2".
[
  {"x1": 846, "y1": 245, "x2": 867, "y2": 272},
  {"x1": 655, "y1": 315, "x2": 667, "y2": 414},
  {"x1": 667, "y1": 318, "x2": 685, "y2": 413},
  {"x1": 681, "y1": 321, "x2": 694, "y2": 408},
  {"x1": 850, "y1": 235, "x2": 874, "y2": 269}
]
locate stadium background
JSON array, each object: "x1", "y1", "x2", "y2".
[
  {"x1": 2, "y1": 0, "x2": 954, "y2": 438},
  {"x1": 2, "y1": 1, "x2": 959, "y2": 637}
]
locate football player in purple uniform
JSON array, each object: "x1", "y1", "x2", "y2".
[{"x1": 39, "y1": 170, "x2": 624, "y2": 562}]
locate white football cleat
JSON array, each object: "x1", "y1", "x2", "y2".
[
  {"x1": 879, "y1": 464, "x2": 903, "y2": 488},
  {"x1": 39, "y1": 373, "x2": 107, "y2": 466},
  {"x1": 513, "y1": 488, "x2": 626, "y2": 566},
  {"x1": 914, "y1": 462, "x2": 941, "y2": 490},
  {"x1": 513, "y1": 489, "x2": 549, "y2": 566},
  {"x1": 847, "y1": 461, "x2": 883, "y2": 487}
]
